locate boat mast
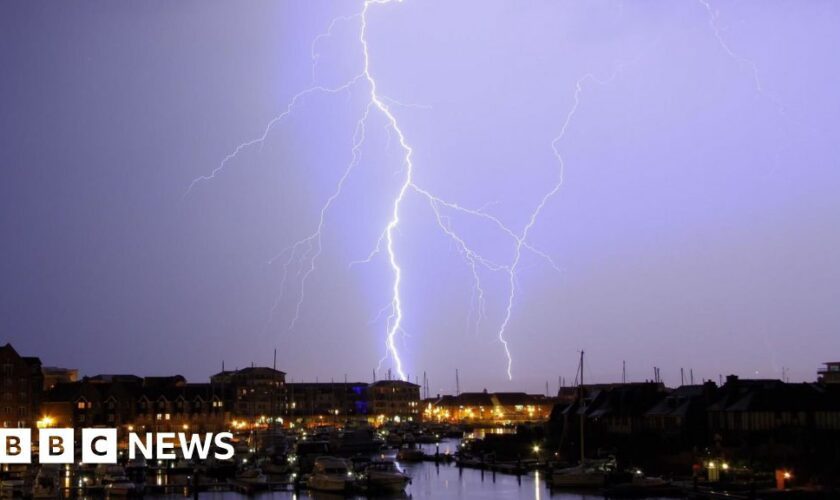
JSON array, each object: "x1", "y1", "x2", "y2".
[{"x1": 579, "y1": 350, "x2": 585, "y2": 463}]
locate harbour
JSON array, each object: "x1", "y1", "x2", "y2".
[
  {"x1": 2, "y1": 432, "x2": 828, "y2": 499},
  {"x1": 2, "y1": 437, "x2": 663, "y2": 499},
  {"x1": 2, "y1": 345, "x2": 838, "y2": 499}
]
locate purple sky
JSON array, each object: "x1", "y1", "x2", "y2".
[{"x1": 2, "y1": 1, "x2": 839, "y2": 394}]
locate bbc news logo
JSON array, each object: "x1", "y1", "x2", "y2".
[{"x1": 0, "y1": 429, "x2": 234, "y2": 464}]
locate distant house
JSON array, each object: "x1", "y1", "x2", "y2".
[{"x1": 818, "y1": 362, "x2": 840, "y2": 385}]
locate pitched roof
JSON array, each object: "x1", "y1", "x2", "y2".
[
  {"x1": 491, "y1": 392, "x2": 539, "y2": 406},
  {"x1": 455, "y1": 392, "x2": 494, "y2": 406},
  {"x1": 370, "y1": 380, "x2": 420, "y2": 388}
]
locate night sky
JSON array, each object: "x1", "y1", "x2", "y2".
[{"x1": 2, "y1": 1, "x2": 839, "y2": 394}]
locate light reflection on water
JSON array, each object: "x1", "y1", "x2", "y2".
[
  {"x1": 174, "y1": 465, "x2": 602, "y2": 500},
  {"x1": 146, "y1": 439, "x2": 617, "y2": 500}
]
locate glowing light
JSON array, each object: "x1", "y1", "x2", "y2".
[{"x1": 36, "y1": 416, "x2": 54, "y2": 428}]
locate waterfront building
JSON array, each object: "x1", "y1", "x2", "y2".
[
  {"x1": 286, "y1": 381, "x2": 369, "y2": 425},
  {"x1": 546, "y1": 374, "x2": 840, "y2": 467},
  {"x1": 44, "y1": 374, "x2": 143, "y2": 429},
  {"x1": 644, "y1": 382, "x2": 716, "y2": 446},
  {"x1": 583, "y1": 382, "x2": 667, "y2": 435},
  {"x1": 368, "y1": 380, "x2": 421, "y2": 423},
  {"x1": 706, "y1": 375, "x2": 840, "y2": 436},
  {"x1": 132, "y1": 382, "x2": 229, "y2": 433},
  {"x1": 0, "y1": 343, "x2": 43, "y2": 428},
  {"x1": 423, "y1": 390, "x2": 552, "y2": 424},
  {"x1": 41, "y1": 375, "x2": 231, "y2": 434},
  {"x1": 211, "y1": 366, "x2": 286, "y2": 425}
]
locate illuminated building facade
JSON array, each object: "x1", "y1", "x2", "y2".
[
  {"x1": 210, "y1": 367, "x2": 286, "y2": 424},
  {"x1": 423, "y1": 391, "x2": 552, "y2": 424},
  {"x1": 286, "y1": 382, "x2": 368, "y2": 425},
  {"x1": 368, "y1": 380, "x2": 421, "y2": 422}
]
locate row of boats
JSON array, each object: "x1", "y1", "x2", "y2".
[{"x1": 2, "y1": 463, "x2": 140, "y2": 498}]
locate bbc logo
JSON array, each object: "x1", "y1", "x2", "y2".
[{"x1": 0, "y1": 429, "x2": 117, "y2": 464}]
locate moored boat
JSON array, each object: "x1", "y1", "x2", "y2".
[
  {"x1": 396, "y1": 446, "x2": 425, "y2": 462},
  {"x1": 550, "y1": 461, "x2": 609, "y2": 488},
  {"x1": 333, "y1": 427, "x2": 385, "y2": 455},
  {"x1": 105, "y1": 476, "x2": 136, "y2": 496},
  {"x1": 357, "y1": 460, "x2": 410, "y2": 493},
  {"x1": 603, "y1": 475, "x2": 683, "y2": 498},
  {"x1": 235, "y1": 466, "x2": 268, "y2": 484},
  {"x1": 307, "y1": 457, "x2": 355, "y2": 493}
]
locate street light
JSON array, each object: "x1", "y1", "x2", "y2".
[{"x1": 36, "y1": 416, "x2": 54, "y2": 428}]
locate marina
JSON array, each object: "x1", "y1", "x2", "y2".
[
  {"x1": 1, "y1": 433, "x2": 822, "y2": 499},
  {"x1": 0, "y1": 437, "x2": 655, "y2": 499}
]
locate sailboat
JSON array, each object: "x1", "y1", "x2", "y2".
[{"x1": 551, "y1": 351, "x2": 616, "y2": 488}]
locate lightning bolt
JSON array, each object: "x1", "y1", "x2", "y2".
[
  {"x1": 356, "y1": 0, "x2": 416, "y2": 382},
  {"x1": 187, "y1": 0, "x2": 630, "y2": 382},
  {"x1": 697, "y1": 0, "x2": 786, "y2": 379},
  {"x1": 490, "y1": 65, "x2": 633, "y2": 380},
  {"x1": 183, "y1": 76, "x2": 363, "y2": 197},
  {"x1": 697, "y1": 0, "x2": 784, "y2": 113},
  {"x1": 184, "y1": 1, "x2": 793, "y2": 384}
]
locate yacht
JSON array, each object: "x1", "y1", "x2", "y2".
[
  {"x1": 104, "y1": 476, "x2": 136, "y2": 496},
  {"x1": 551, "y1": 351, "x2": 616, "y2": 489},
  {"x1": 357, "y1": 460, "x2": 410, "y2": 493},
  {"x1": 550, "y1": 458, "x2": 615, "y2": 488},
  {"x1": 333, "y1": 427, "x2": 385, "y2": 455},
  {"x1": 307, "y1": 457, "x2": 355, "y2": 493},
  {"x1": 95, "y1": 464, "x2": 129, "y2": 486},
  {"x1": 235, "y1": 466, "x2": 268, "y2": 485}
]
